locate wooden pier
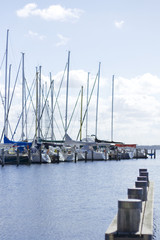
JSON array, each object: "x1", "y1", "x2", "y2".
[{"x1": 105, "y1": 170, "x2": 154, "y2": 240}]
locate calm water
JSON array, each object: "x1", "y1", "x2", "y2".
[{"x1": 0, "y1": 155, "x2": 160, "y2": 240}]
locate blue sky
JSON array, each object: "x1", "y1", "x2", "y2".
[{"x1": 1, "y1": 0, "x2": 160, "y2": 145}]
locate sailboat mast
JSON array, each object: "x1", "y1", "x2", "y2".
[
  {"x1": 65, "y1": 51, "x2": 70, "y2": 138},
  {"x1": 22, "y1": 52, "x2": 25, "y2": 141},
  {"x1": 86, "y1": 72, "x2": 90, "y2": 141},
  {"x1": 4, "y1": 29, "x2": 9, "y2": 137},
  {"x1": 35, "y1": 68, "x2": 38, "y2": 139},
  {"x1": 111, "y1": 75, "x2": 114, "y2": 142},
  {"x1": 7, "y1": 64, "x2": 11, "y2": 130},
  {"x1": 25, "y1": 75, "x2": 27, "y2": 140},
  {"x1": 38, "y1": 66, "x2": 42, "y2": 140},
  {"x1": 95, "y1": 62, "x2": 101, "y2": 138},
  {"x1": 80, "y1": 86, "x2": 83, "y2": 141},
  {"x1": 50, "y1": 73, "x2": 54, "y2": 140},
  {"x1": 45, "y1": 82, "x2": 48, "y2": 139},
  {"x1": 41, "y1": 84, "x2": 44, "y2": 137}
]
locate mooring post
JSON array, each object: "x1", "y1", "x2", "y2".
[
  {"x1": 137, "y1": 176, "x2": 148, "y2": 186},
  {"x1": 139, "y1": 171, "x2": 149, "y2": 182},
  {"x1": 128, "y1": 188, "x2": 143, "y2": 202},
  {"x1": 2, "y1": 148, "x2": 5, "y2": 166},
  {"x1": 91, "y1": 150, "x2": 94, "y2": 161},
  {"x1": 57, "y1": 150, "x2": 59, "y2": 163},
  {"x1": 117, "y1": 199, "x2": 142, "y2": 233},
  {"x1": 85, "y1": 151, "x2": 87, "y2": 162},
  {"x1": 17, "y1": 148, "x2": 20, "y2": 166},
  {"x1": 139, "y1": 168, "x2": 147, "y2": 174},
  {"x1": 39, "y1": 146, "x2": 42, "y2": 164},
  {"x1": 105, "y1": 147, "x2": 107, "y2": 161},
  {"x1": 144, "y1": 149, "x2": 148, "y2": 158},
  {"x1": 74, "y1": 152, "x2": 77, "y2": 163},
  {"x1": 28, "y1": 149, "x2": 31, "y2": 164},
  {"x1": 116, "y1": 149, "x2": 118, "y2": 160},
  {"x1": 135, "y1": 181, "x2": 148, "y2": 201},
  {"x1": 137, "y1": 176, "x2": 147, "y2": 181}
]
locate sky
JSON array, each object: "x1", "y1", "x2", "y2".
[{"x1": 1, "y1": 0, "x2": 160, "y2": 145}]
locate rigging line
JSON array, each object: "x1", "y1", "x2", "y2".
[
  {"x1": 44, "y1": 98, "x2": 51, "y2": 139},
  {"x1": 33, "y1": 80, "x2": 52, "y2": 141},
  {"x1": 0, "y1": 51, "x2": 6, "y2": 110},
  {"x1": 0, "y1": 90, "x2": 4, "y2": 105},
  {"x1": 45, "y1": 87, "x2": 65, "y2": 138},
  {"x1": 11, "y1": 77, "x2": 36, "y2": 140},
  {"x1": 24, "y1": 78, "x2": 38, "y2": 138},
  {"x1": 54, "y1": 89, "x2": 65, "y2": 129},
  {"x1": 43, "y1": 101, "x2": 51, "y2": 138},
  {"x1": 44, "y1": 115, "x2": 62, "y2": 141},
  {"x1": 66, "y1": 89, "x2": 81, "y2": 135},
  {"x1": 25, "y1": 77, "x2": 36, "y2": 114},
  {"x1": 46, "y1": 99, "x2": 65, "y2": 138},
  {"x1": 51, "y1": 96, "x2": 65, "y2": 135},
  {"x1": 0, "y1": 57, "x2": 22, "y2": 142},
  {"x1": 53, "y1": 116, "x2": 63, "y2": 140},
  {"x1": 11, "y1": 76, "x2": 36, "y2": 140},
  {"x1": 43, "y1": 62, "x2": 67, "y2": 138},
  {"x1": 41, "y1": 91, "x2": 51, "y2": 138},
  {"x1": 53, "y1": 62, "x2": 67, "y2": 113},
  {"x1": 0, "y1": 51, "x2": 6, "y2": 70},
  {"x1": 0, "y1": 81, "x2": 13, "y2": 139},
  {"x1": 8, "y1": 32, "x2": 19, "y2": 70},
  {"x1": 57, "y1": 100, "x2": 65, "y2": 130},
  {"x1": 24, "y1": 78, "x2": 40, "y2": 138},
  {"x1": 76, "y1": 72, "x2": 98, "y2": 140},
  {"x1": 0, "y1": 52, "x2": 6, "y2": 109},
  {"x1": 25, "y1": 76, "x2": 39, "y2": 140},
  {"x1": 28, "y1": 114, "x2": 35, "y2": 140}
]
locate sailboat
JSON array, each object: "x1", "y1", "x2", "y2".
[
  {"x1": 4, "y1": 135, "x2": 32, "y2": 149},
  {"x1": 64, "y1": 134, "x2": 111, "y2": 161}
]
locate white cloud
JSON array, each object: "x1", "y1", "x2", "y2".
[
  {"x1": 17, "y1": 3, "x2": 84, "y2": 22},
  {"x1": 53, "y1": 69, "x2": 97, "y2": 91},
  {"x1": 56, "y1": 34, "x2": 70, "y2": 47},
  {"x1": 16, "y1": 3, "x2": 37, "y2": 17},
  {"x1": 28, "y1": 30, "x2": 46, "y2": 40},
  {"x1": 114, "y1": 20, "x2": 124, "y2": 29},
  {"x1": 112, "y1": 73, "x2": 160, "y2": 144}
]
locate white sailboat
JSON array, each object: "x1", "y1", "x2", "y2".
[{"x1": 64, "y1": 134, "x2": 110, "y2": 161}]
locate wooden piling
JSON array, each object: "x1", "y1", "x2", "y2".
[
  {"x1": 17, "y1": 148, "x2": 20, "y2": 166},
  {"x1": 57, "y1": 150, "x2": 60, "y2": 163},
  {"x1": 74, "y1": 152, "x2": 77, "y2": 163},
  {"x1": 117, "y1": 199, "x2": 142, "y2": 233},
  {"x1": 105, "y1": 147, "x2": 107, "y2": 161},
  {"x1": 39, "y1": 147, "x2": 42, "y2": 164},
  {"x1": 91, "y1": 150, "x2": 94, "y2": 161},
  {"x1": 145, "y1": 149, "x2": 148, "y2": 158},
  {"x1": 2, "y1": 148, "x2": 5, "y2": 166},
  {"x1": 85, "y1": 151, "x2": 87, "y2": 162},
  {"x1": 28, "y1": 149, "x2": 31, "y2": 164}
]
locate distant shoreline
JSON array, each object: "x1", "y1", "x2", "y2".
[{"x1": 137, "y1": 145, "x2": 160, "y2": 150}]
